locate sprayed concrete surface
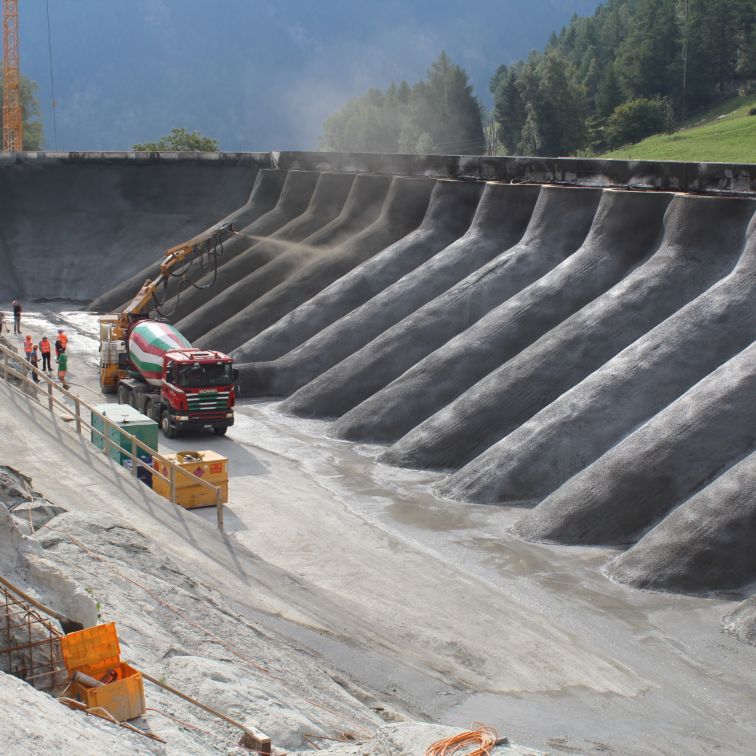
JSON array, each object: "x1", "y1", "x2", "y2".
[
  {"x1": 1, "y1": 153, "x2": 755, "y2": 752},
  {"x1": 0, "y1": 155, "x2": 264, "y2": 305},
  {"x1": 83, "y1": 155, "x2": 756, "y2": 600}
]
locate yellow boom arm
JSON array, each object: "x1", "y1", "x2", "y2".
[{"x1": 113, "y1": 222, "x2": 236, "y2": 339}]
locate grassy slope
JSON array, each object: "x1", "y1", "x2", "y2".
[{"x1": 601, "y1": 95, "x2": 756, "y2": 163}]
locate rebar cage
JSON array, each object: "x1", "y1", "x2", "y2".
[{"x1": 1, "y1": 581, "x2": 67, "y2": 692}]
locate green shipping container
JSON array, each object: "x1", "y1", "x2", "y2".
[{"x1": 91, "y1": 404, "x2": 158, "y2": 466}]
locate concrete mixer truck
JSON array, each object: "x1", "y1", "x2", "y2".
[{"x1": 99, "y1": 223, "x2": 238, "y2": 438}]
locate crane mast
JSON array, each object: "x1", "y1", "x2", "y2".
[{"x1": 2, "y1": 0, "x2": 22, "y2": 151}]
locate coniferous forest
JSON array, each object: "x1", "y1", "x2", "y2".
[
  {"x1": 320, "y1": 51, "x2": 486, "y2": 155},
  {"x1": 320, "y1": 0, "x2": 756, "y2": 157}
]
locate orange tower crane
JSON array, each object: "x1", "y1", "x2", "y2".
[{"x1": 2, "y1": 0, "x2": 22, "y2": 151}]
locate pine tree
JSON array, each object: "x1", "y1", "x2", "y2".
[
  {"x1": 597, "y1": 63, "x2": 623, "y2": 118},
  {"x1": 319, "y1": 52, "x2": 484, "y2": 154},
  {"x1": 684, "y1": 0, "x2": 751, "y2": 112},
  {"x1": 515, "y1": 51, "x2": 586, "y2": 156},
  {"x1": 492, "y1": 64, "x2": 526, "y2": 153},
  {"x1": 615, "y1": 0, "x2": 679, "y2": 104},
  {"x1": 411, "y1": 51, "x2": 485, "y2": 154}
]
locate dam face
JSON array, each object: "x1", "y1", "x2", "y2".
[{"x1": 3, "y1": 150, "x2": 755, "y2": 598}]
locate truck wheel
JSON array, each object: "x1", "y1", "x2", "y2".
[
  {"x1": 213, "y1": 426, "x2": 227, "y2": 436},
  {"x1": 117, "y1": 383, "x2": 130, "y2": 406},
  {"x1": 144, "y1": 399, "x2": 156, "y2": 422},
  {"x1": 161, "y1": 410, "x2": 177, "y2": 439}
]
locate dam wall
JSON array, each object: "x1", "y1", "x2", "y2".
[{"x1": 2, "y1": 150, "x2": 754, "y2": 597}]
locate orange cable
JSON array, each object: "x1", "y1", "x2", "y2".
[{"x1": 425, "y1": 723, "x2": 500, "y2": 756}]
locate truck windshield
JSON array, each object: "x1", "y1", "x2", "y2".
[{"x1": 176, "y1": 363, "x2": 233, "y2": 388}]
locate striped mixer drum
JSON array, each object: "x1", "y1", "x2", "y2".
[{"x1": 129, "y1": 320, "x2": 191, "y2": 386}]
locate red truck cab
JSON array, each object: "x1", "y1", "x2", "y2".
[{"x1": 160, "y1": 349, "x2": 236, "y2": 437}]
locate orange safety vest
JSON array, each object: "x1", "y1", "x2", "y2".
[
  {"x1": 58, "y1": 333, "x2": 68, "y2": 348},
  {"x1": 39, "y1": 339, "x2": 51, "y2": 353},
  {"x1": 24, "y1": 338, "x2": 33, "y2": 353}
]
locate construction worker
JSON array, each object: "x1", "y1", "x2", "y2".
[
  {"x1": 55, "y1": 329, "x2": 68, "y2": 358},
  {"x1": 12, "y1": 300, "x2": 21, "y2": 334},
  {"x1": 29, "y1": 345, "x2": 39, "y2": 383},
  {"x1": 39, "y1": 336, "x2": 52, "y2": 372},
  {"x1": 24, "y1": 335, "x2": 33, "y2": 361},
  {"x1": 57, "y1": 347, "x2": 69, "y2": 389}
]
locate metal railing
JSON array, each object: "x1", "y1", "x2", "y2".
[{"x1": 0, "y1": 341, "x2": 224, "y2": 532}]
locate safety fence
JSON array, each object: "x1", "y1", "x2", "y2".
[{"x1": 0, "y1": 341, "x2": 225, "y2": 532}]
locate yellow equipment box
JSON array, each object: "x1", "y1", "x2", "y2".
[
  {"x1": 59, "y1": 622, "x2": 145, "y2": 722},
  {"x1": 152, "y1": 450, "x2": 228, "y2": 508}
]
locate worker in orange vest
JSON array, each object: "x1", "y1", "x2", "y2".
[
  {"x1": 23, "y1": 335, "x2": 33, "y2": 361},
  {"x1": 55, "y1": 329, "x2": 68, "y2": 358},
  {"x1": 39, "y1": 336, "x2": 52, "y2": 372}
]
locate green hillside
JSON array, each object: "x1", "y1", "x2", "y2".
[{"x1": 601, "y1": 95, "x2": 756, "y2": 164}]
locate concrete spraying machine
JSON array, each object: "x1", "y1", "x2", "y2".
[{"x1": 99, "y1": 223, "x2": 238, "y2": 438}]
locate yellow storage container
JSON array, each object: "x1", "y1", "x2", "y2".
[
  {"x1": 152, "y1": 450, "x2": 228, "y2": 509},
  {"x1": 59, "y1": 622, "x2": 145, "y2": 722}
]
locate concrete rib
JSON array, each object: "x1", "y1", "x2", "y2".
[
  {"x1": 89, "y1": 167, "x2": 281, "y2": 313},
  {"x1": 282, "y1": 185, "x2": 603, "y2": 420},
  {"x1": 327, "y1": 189, "x2": 670, "y2": 440},
  {"x1": 606, "y1": 452, "x2": 756, "y2": 594},
  {"x1": 193, "y1": 176, "x2": 437, "y2": 354},
  {"x1": 176, "y1": 174, "x2": 393, "y2": 343},
  {"x1": 169, "y1": 171, "x2": 352, "y2": 321},
  {"x1": 235, "y1": 183, "x2": 540, "y2": 394},
  {"x1": 236, "y1": 179, "x2": 482, "y2": 359},
  {"x1": 512, "y1": 342, "x2": 756, "y2": 546},
  {"x1": 234, "y1": 180, "x2": 484, "y2": 393},
  {"x1": 431, "y1": 210, "x2": 756, "y2": 494},
  {"x1": 387, "y1": 197, "x2": 756, "y2": 473}
]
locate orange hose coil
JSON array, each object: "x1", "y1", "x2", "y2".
[{"x1": 425, "y1": 723, "x2": 499, "y2": 756}]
